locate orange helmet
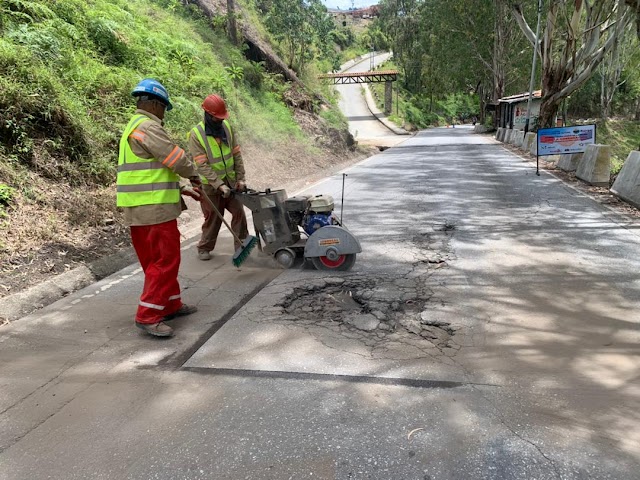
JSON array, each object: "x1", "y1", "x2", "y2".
[{"x1": 202, "y1": 94, "x2": 229, "y2": 119}]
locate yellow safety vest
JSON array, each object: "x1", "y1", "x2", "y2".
[
  {"x1": 189, "y1": 120, "x2": 236, "y2": 185},
  {"x1": 116, "y1": 114, "x2": 180, "y2": 207}
]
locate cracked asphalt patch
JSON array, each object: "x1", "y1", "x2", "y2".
[
  {"x1": 277, "y1": 273, "x2": 459, "y2": 355},
  {"x1": 184, "y1": 220, "x2": 480, "y2": 383}
]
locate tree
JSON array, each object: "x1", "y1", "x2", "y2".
[
  {"x1": 264, "y1": 0, "x2": 334, "y2": 72},
  {"x1": 432, "y1": 0, "x2": 530, "y2": 121},
  {"x1": 225, "y1": 64, "x2": 244, "y2": 108},
  {"x1": 227, "y1": 0, "x2": 238, "y2": 46},
  {"x1": 377, "y1": 0, "x2": 531, "y2": 123},
  {"x1": 626, "y1": 0, "x2": 640, "y2": 38},
  {"x1": 512, "y1": 0, "x2": 635, "y2": 127},
  {"x1": 600, "y1": 20, "x2": 637, "y2": 119}
]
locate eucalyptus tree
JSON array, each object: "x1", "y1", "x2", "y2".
[
  {"x1": 263, "y1": 0, "x2": 335, "y2": 72},
  {"x1": 377, "y1": 0, "x2": 531, "y2": 122},
  {"x1": 512, "y1": 0, "x2": 636, "y2": 127},
  {"x1": 428, "y1": 0, "x2": 531, "y2": 120},
  {"x1": 600, "y1": 20, "x2": 639, "y2": 119},
  {"x1": 626, "y1": 0, "x2": 640, "y2": 38},
  {"x1": 377, "y1": 0, "x2": 427, "y2": 92}
]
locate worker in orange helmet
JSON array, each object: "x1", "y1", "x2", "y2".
[{"x1": 187, "y1": 94, "x2": 248, "y2": 261}]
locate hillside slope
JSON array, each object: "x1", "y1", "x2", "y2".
[{"x1": 0, "y1": 0, "x2": 361, "y2": 297}]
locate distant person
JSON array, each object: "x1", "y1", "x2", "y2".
[
  {"x1": 117, "y1": 78, "x2": 202, "y2": 337},
  {"x1": 187, "y1": 94, "x2": 248, "y2": 261}
]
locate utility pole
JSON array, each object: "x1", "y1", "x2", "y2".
[{"x1": 524, "y1": 0, "x2": 543, "y2": 136}]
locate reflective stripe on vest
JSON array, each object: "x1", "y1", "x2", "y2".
[
  {"x1": 117, "y1": 162, "x2": 167, "y2": 172},
  {"x1": 117, "y1": 182, "x2": 180, "y2": 193},
  {"x1": 117, "y1": 114, "x2": 180, "y2": 207},
  {"x1": 190, "y1": 121, "x2": 236, "y2": 185}
]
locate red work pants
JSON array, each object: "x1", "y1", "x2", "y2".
[
  {"x1": 130, "y1": 219, "x2": 183, "y2": 324},
  {"x1": 198, "y1": 186, "x2": 248, "y2": 252}
]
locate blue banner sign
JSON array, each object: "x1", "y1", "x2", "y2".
[{"x1": 537, "y1": 125, "x2": 596, "y2": 156}]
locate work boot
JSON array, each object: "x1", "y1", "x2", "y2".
[
  {"x1": 163, "y1": 304, "x2": 198, "y2": 321},
  {"x1": 135, "y1": 321, "x2": 173, "y2": 337},
  {"x1": 197, "y1": 250, "x2": 211, "y2": 261}
]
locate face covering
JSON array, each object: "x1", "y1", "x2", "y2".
[{"x1": 204, "y1": 113, "x2": 227, "y2": 143}]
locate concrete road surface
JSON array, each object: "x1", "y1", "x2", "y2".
[{"x1": 1, "y1": 127, "x2": 639, "y2": 479}]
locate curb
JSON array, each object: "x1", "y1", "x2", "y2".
[
  {"x1": 362, "y1": 84, "x2": 410, "y2": 136},
  {"x1": 0, "y1": 205, "x2": 205, "y2": 324},
  {"x1": 0, "y1": 247, "x2": 137, "y2": 322}
]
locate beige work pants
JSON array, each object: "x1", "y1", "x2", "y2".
[{"x1": 198, "y1": 186, "x2": 248, "y2": 252}]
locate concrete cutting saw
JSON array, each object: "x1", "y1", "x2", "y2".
[{"x1": 236, "y1": 188, "x2": 361, "y2": 271}]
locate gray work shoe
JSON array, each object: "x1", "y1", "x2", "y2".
[
  {"x1": 135, "y1": 321, "x2": 174, "y2": 337},
  {"x1": 163, "y1": 304, "x2": 198, "y2": 321},
  {"x1": 197, "y1": 250, "x2": 211, "y2": 261}
]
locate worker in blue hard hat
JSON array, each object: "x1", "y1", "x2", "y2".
[{"x1": 117, "y1": 78, "x2": 202, "y2": 337}]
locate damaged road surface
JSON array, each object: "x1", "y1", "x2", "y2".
[
  {"x1": 185, "y1": 225, "x2": 473, "y2": 383},
  {"x1": 2, "y1": 127, "x2": 640, "y2": 479}
]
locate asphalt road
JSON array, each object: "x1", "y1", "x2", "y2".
[{"x1": 1, "y1": 128, "x2": 639, "y2": 479}]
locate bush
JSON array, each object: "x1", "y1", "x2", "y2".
[
  {"x1": 87, "y1": 18, "x2": 132, "y2": 65},
  {"x1": 0, "y1": 183, "x2": 16, "y2": 206}
]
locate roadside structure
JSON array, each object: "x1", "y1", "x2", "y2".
[{"x1": 496, "y1": 90, "x2": 543, "y2": 130}]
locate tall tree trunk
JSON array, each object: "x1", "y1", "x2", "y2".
[
  {"x1": 539, "y1": 70, "x2": 564, "y2": 127},
  {"x1": 492, "y1": 0, "x2": 508, "y2": 102},
  {"x1": 513, "y1": 0, "x2": 634, "y2": 129},
  {"x1": 600, "y1": 3, "x2": 627, "y2": 120},
  {"x1": 538, "y1": 98, "x2": 561, "y2": 128},
  {"x1": 601, "y1": 70, "x2": 611, "y2": 120},
  {"x1": 626, "y1": 0, "x2": 640, "y2": 38},
  {"x1": 227, "y1": 0, "x2": 238, "y2": 46}
]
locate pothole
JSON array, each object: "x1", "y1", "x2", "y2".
[
  {"x1": 277, "y1": 276, "x2": 456, "y2": 350},
  {"x1": 412, "y1": 220, "x2": 457, "y2": 267}
]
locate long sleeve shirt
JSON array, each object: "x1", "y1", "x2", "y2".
[
  {"x1": 122, "y1": 109, "x2": 199, "y2": 227},
  {"x1": 187, "y1": 123, "x2": 245, "y2": 190}
]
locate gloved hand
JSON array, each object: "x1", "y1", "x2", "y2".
[
  {"x1": 189, "y1": 176, "x2": 202, "y2": 188},
  {"x1": 219, "y1": 184, "x2": 231, "y2": 198},
  {"x1": 235, "y1": 180, "x2": 246, "y2": 192},
  {"x1": 181, "y1": 186, "x2": 201, "y2": 201}
]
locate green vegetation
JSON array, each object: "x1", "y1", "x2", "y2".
[
  {"x1": 369, "y1": 59, "x2": 478, "y2": 128},
  {"x1": 0, "y1": 1, "x2": 252, "y2": 181},
  {"x1": 0, "y1": 183, "x2": 15, "y2": 213},
  {"x1": 370, "y1": 0, "x2": 639, "y2": 172},
  {"x1": 597, "y1": 120, "x2": 640, "y2": 175},
  {"x1": 250, "y1": 0, "x2": 375, "y2": 74},
  {"x1": 0, "y1": 0, "x2": 348, "y2": 209},
  {"x1": 0, "y1": 0, "x2": 362, "y2": 265}
]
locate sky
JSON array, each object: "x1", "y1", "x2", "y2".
[{"x1": 321, "y1": 0, "x2": 378, "y2": 10}]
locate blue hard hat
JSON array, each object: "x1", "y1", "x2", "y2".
[{"x1": 131, "y1": 78, "x2": 173, "y2": 111}]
